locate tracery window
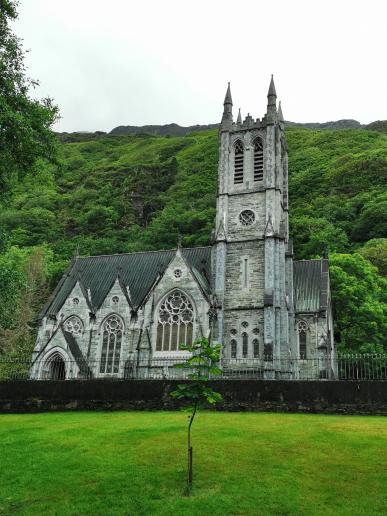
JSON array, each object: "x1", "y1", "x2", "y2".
[
  {"x1": 253, "y1": 137, "x2": 264, "y2": 181},
  {"x1": 63, "y1": 316, "x2": 83, "y2": 336},
  {"x1": 100, "y1": 315, "x2": 123, "y2": 374},
  {"x1": 156, "y1": 290, "x2": 194, "y2": 352},
  {"x1": 239, "y1": 210, "x2": 255, "y2": 226},
  {"x1": 242, "y1": 332, "x2": 248, "y2": 358},
  {"x1": 296, "y1": 320, "x2": 308, "y2": 359},
  {"x1": 234, "y1": 140, "x2": 244, "y2": 184}
]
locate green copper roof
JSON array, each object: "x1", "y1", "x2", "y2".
[
  {"x1": 41, "y1": 246, "x2": 212, "y2": 319},
  {"x1": 294, "y1": 259, "x2": 326, "y2": 313}
]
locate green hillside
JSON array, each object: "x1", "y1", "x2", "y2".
[{"x1": 0, "y1": 127, "x2": 386, "y2": 356}]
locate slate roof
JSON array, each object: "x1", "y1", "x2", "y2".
[
  {"x1": 293, "y1": 259, "x2": 328, "y2": 313},
  {"x1": 40, "y1": 247, "x2": 327, "y2": 320},
  {"x1": 40, "y1": 247, "x2": 212, "y2": 319}
]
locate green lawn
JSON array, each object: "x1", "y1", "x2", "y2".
[{"x1": 0, "y1": 412, "x2": 386, "y2": 515}]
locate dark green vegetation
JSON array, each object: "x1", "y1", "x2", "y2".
[
  {"x1": 0, "y1": 411, "x2": 386, "y2": 515},
  {"x1": 1, "y1": 126, "x2": 386, "y2": 356},
  {"x1": 0, "y1": 0, "x2": 58, "y2": 193}
]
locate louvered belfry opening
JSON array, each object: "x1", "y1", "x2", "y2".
[
  {"x1": 234, "y1": 140, "x2": 244, "y2": 184},
  {"x1": 253, "y1": 137, "x2": 264, "y2": 181}
]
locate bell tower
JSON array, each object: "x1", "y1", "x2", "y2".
[{"x1": 212, "y1": 77, "x2": 295, "y2": 363}]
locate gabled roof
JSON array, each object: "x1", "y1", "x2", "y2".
[
  {"x1": 293, "y1": 258, "x2": 329, "y2": 313},
  {"x1": 40, "y1": 246, "x2": 212, "y2": 319}
]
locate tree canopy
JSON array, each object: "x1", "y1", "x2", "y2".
[{"x1": 0, "y1": 0, "x2": 59, "y2": 193}]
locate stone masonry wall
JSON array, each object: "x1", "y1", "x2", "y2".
[{"x1": 1, "y1": 380, "x2": 386, "y2": 415}]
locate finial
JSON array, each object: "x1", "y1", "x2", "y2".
[
  {"x1": 237, "y1": 108, "x2": 242, "y2": 124},
  {"x1": 177, "y1": 233, "x2": 183, "y2": 249},
  {"x1": 74, "y1": 243, "x2": 80, "y2": 259},
  {"x1": 268, "y1": 74, "x2": 276, "y2": 97},
  {"x1": 223, "y1": 82, "x2": 232, "y2": 105},
  {"x1": 266, "y1": 75, "x2": 277, "y2": 120},
  {"x1": 278, "y1": 101, "x2": 284, "y2": 122},
  {"x1": 221, "y1": 82, "x2": 233, "y2": 128}
]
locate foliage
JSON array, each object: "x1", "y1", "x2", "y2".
[
  {"x1": 329, "y1": 253, "x2": 387, "y2": 353},
  {"x1": 358, "y1": 238, "x2": 387, "y2": 277},
  {"x1": 170, "y1": 338, "x2": 222, "y2": 490},
  {"x1": 0, "y1": 0, "x2": 59, "y2": 193},
  {"x1": 170, "y1": 338, "x2": 223, "y2": 407},
  {"x1": 0, "y1": 245, "x2": 52, "y2": 356}
]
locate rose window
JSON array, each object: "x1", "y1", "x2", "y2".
[
  {"x1": 173, "y1": 268, "x2": 182, "y2": 279},
  {"x1": 156, "y1": 290, "x2": 194, "y2": 351},
  {"x1": 63, "y1": 316, "x2": 83, "y2": 336},
  {"x1": 239, "y1": 210, "x2": 255, "y2": 226}
]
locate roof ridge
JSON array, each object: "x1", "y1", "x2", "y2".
[{"x1": 77, "y1": 245, "x2": 212, "y2": 260}]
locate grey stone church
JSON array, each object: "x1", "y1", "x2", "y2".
[{"x1": 31, "y1": 78, "x2": 335, "y2": 380}]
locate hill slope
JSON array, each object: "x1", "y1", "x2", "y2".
[
  {"x1": 3, "y1": 127, "x2": 385, "y2": 259},
  {"x1": 0, "y1": 126, "x2": 386, "y2": 354}
]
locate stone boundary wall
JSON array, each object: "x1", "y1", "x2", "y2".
[{"x1": 0, "y1": 380, "x2": 386, "y2": 415}]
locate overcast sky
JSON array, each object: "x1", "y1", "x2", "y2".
[{"x1": 14, "y1": 0, "x2": 387, "y2": 132}]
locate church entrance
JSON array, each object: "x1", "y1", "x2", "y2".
[{"x1": 48, "y1": 355, "x2": 66, "y2": 380}]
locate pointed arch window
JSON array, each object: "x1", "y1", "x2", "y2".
[
  {"x1": 253, "y1": 137, "x2": 264, "y2": 181},
  {"x1": 156, "y1": 290, "x2": 194, "y2": 352},
  {"x1": 253, "y1": 338, "x2": 260, "y2": 358},
  {"x1": 296, "y1": 320, "x2": 308, "y2": 359},
  {"x1": 230, "y1": 339, "x2": 237, "y2": 358},
  {"x1": 242, "y1": 332, "x2": 248, "y2": 358},
  {"x1": 100, "y1": 315, "x2": 123, "y2": 374},
  {"x1": 234, "y1": 140, "x2": 244, "y2": 184}
]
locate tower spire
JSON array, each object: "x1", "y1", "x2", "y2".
[
  {"x1": 278, "y1": 100, "x2": 284, "y2": 122},
  {"x1": 266, "y1": 75, "x2": 277, "y2": 122},
  {"x1": 221, "y1": 82, "x2": 233, "y2": 129},
  {"x1": 237, "y1": 108, "x2": 242, "y2": 124},
  {"x1": 267, "y1": 74, "x2": 277, "y2": 100}
]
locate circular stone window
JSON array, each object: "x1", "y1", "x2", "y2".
[
  {"x1": 239, "y1": 210, "x2": 255, "y2": 226},
  {"x1": 112, "y1": 296, "x2": 119, "y2": 304},
  {"x1": 173, "y1": 268, "x2": 182, "y2": 279},
  {"x1": 230, "y1": 328, "x2": 237, "y2": 335},
  {"x1": 241, "y1": 321, "x2": 249, "y2": 328},
  {"x1": 72, "y1": 297, "x2": 79, "y2": 305}
]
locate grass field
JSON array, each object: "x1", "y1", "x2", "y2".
[{"x1": 0, "y1": 412, "x2": 386, "y2": 515}]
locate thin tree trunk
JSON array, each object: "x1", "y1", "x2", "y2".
[{"x1": 187, "y1": 400, "x2": 198, "y2": 489}]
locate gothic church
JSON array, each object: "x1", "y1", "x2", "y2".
[{"x1": 31, "y1": 78, "x2": 335, "y2": 380}]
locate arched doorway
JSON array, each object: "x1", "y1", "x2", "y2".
[{"x1": 48, "y1": 354, "x2": 66, "y2": 380}]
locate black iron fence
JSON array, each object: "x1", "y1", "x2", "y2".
[{"x1": 0, "y1": 354, "x2": 386, "y2": 381}]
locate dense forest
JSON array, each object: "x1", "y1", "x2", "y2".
[{"x1": 0, "y1": 1, "x2": 386, "y2": 359}]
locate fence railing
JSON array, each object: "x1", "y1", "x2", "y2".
[{"x1": 0, "y1": 354, "x2": 386, "y2": 381}]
